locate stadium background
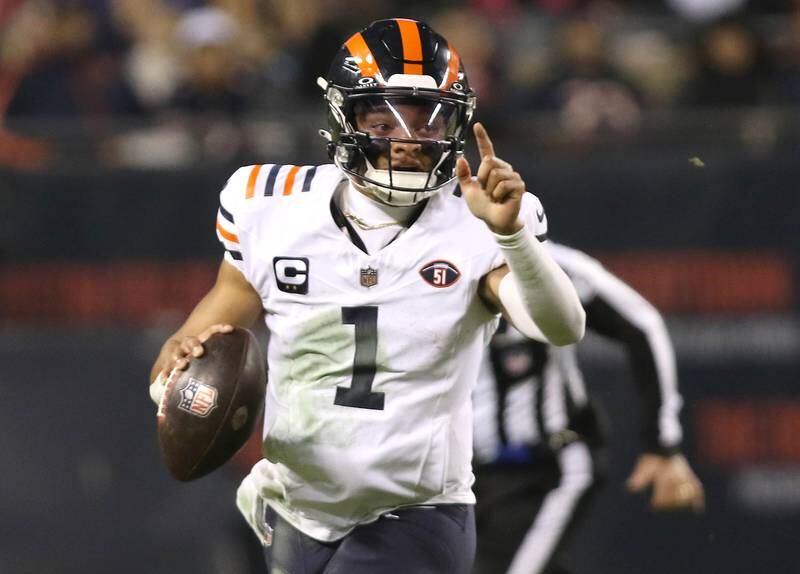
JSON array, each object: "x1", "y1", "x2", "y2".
[{"x1": 1, "y1": 0, "x2": 798, "y2": 572}]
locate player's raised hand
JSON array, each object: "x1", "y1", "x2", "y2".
[
  {"x1": 627, "y1": 453, "x2": 705, "y2": 513},
  {"x1": 456, "y1": 123, "x2": 526, "y2": 235}
]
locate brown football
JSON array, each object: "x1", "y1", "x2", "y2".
[{"x1": 157, "y1": 327, "x2": 266, "y2": 481}]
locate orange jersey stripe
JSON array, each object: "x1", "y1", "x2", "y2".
[
  {"x1": 282, "y1": 165, "x2": 301, "y2": 196},
  {"x1": 345, "y1": 33, "x2": 379, "y2": 78},
  {"x1": 396, "y1": 19, "x2": 423, "y2": 75},
  {"x1": 246, "y1": 164, "x2": 262, "y2": 199},
  {"x1": 216, "y1": 220, "x2": 239, "y2": 243},
  {"x1": 441, "y1": 42, "x2": 460, "y2": 89}
]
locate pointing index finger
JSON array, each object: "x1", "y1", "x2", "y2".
[{"x1": 474, "y1": 122, "x2": 495, "y2": 159}]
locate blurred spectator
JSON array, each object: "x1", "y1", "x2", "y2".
[
  {"x1": 1, "y1": 0, "x2": 798, "y2": 170},
  {"x1": 293, "y1": 0, "x2": 392, "y2": 101},
  {"x1": 108, "y1": 5, "x2": 255, "y2": 167},
  {"x1": 613, "y1": 29, "x2": 688, "y2": 108},
  {"x1": 4, "y1": 0, "x2": 142, "y2": 120},
  {"x1": 515, "y1": 15, "x2": 644, "y2": 144},
  {"x1": 432, "y1": 7, "x2": 505, "y2": 107},
  {"x1": 0, "y1": 0, "x2": 145, "y2": 169},
  {"x1": 113, "y1": 0, "x2": 183, "y2": 111},
  {"x1": 0, "y1": 0, "x2": 27, "y2": 26},
  {"x1": 683, "y1": 16, "x2": 776, "y2": 108},
  {"x1": 170, "y1": 6, "x2": 247, "y2": 116},
  {"x1": 667, "y1": 0, "x2": 747, "y2": 23},
  {"x1": 468, "y1": 0, "x2": 519, "y2": 21}
]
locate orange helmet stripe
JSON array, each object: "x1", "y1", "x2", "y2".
[
  {"x1": 396, "y1": 19, "x2": 423, "y2": 75},
  {"x1": 345, "y1": 33, "x2": 379, "y2": 78},
  {"x1": 245, "y1": 164, "x2": 262, "y2": 199},
  {"x1": 282, "y1": 165, "x2": 301, "y2": 196},
  {"x1": 441, "y1": 42, "x2": 460, "y2": 89}
]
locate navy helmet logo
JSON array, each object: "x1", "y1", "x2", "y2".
[{"x1": 419, "y1": 260, "x2": 460, "y2": 288}]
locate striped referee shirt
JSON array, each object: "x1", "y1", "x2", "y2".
[{"x1": 473, "y1": 242, "x2": 684, "y2": 463}]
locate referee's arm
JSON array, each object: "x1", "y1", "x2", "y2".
[{"x1": 548, "y1": 243, "x2": 704, "y2": 511}]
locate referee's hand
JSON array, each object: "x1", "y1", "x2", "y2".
[{"x1": 626, "y1": 453, "x2": 705, "y2": 513}]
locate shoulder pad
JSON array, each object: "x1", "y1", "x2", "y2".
[{"x1": 519, "y1": 192, "x2": 548, "y2": 241}]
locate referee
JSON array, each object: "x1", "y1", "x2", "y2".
[{"x1": 472, "y1": 242, "x2": 704, "y2": 574}]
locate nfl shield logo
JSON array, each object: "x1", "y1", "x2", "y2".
[
  {"x1": 178, "y1": 377, "x2": 218, "y2": 417},
  {"x1": 360, "y1": 267, "x2": 378, "y2": 288}
]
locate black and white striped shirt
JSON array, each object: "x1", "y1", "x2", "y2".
[{"x1": 473, "y1": 242, "x2": 683, "y2": 464}]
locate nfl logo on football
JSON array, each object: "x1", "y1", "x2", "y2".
[
  {"x1": 360, "y1": 267, "x2": 378, "y2": 288},
  {"x1": 178, "y1": 378, "x2": 218, "y2": 417}
]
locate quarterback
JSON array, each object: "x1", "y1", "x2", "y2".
[{"x1": 150, "y1": 18, "x2": 585, "y2": 574}]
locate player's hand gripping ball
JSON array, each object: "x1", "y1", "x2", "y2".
[{"x1": 157, "y1": 328, "x2": 266, "y2": 481}]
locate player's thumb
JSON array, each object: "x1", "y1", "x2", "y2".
[
  {"x1": 456, "y1": 156, "x2": 472, "y2": 186},
  {"x1": 626, "y1": 462, "x2": 655, "y2": 492}
]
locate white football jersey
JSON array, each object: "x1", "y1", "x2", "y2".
[{"x1": 215, "y1": 162, "x2": 548, "y2": 541}]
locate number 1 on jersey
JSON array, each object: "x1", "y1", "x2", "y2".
[{"x1": 334, "y1": 306, "x2": 385, "y2": 410}]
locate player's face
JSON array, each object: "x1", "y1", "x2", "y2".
[{"x1": 354, "y1": 99, "x2": 450, "y2": 172}]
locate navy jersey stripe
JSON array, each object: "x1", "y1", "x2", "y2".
[
  {"x1": 219, "y1": 204, "x2": 235, "y2": 223},
  {"x1": 227, "y1": 249, "x2": 243, "y2": 261},
  {"x1": 264, "y1": 164, "x2": 281, "y2": 196},
  {"x1": 302, "y1": 166, "x2": 317, "y2": 192}
]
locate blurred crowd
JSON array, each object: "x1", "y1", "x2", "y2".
[{"x1": 1, "y1": 0, "x2": 799, "y2": 168}]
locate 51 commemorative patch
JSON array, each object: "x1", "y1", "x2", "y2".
[{"x1": 420, "y1": 260, "x2": 461, "y2": 288}]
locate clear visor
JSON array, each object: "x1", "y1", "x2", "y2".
[
  {"x1": 343, "y1": 95, "x2": 464, "y2": 194},
  {"x1": 348, "y1": 95, "x2": 462, "y2": 141}
]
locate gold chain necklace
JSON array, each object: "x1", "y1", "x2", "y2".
[{"x1": 343, "y1": 211, "x2": 403, "y2": 231}]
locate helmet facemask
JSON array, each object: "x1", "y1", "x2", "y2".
[{"x1": 326, "y1": 90, "x2": 475, "y2": 206}]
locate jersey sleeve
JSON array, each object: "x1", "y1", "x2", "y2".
[
  {"x1": 549, "y1": 242, "x2": 684, "y2": 454},
  {"x1": 216, "y1": 165, "x2": 255, "y2": 273},
  {"x1": 518, "y1": 192, "x2": 548, "y2": 242}
]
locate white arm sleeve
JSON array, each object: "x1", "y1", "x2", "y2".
[
  {"x1": 494, "y1": 228, "x2": 586, "y2": 346},
  {"x1": 498, "y1": 273, "x2": 547, "y2": 342}
]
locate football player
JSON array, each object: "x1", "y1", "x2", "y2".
[
  {"x1": 148, "y1": 19, "x2": 585, "y2": 574},
  {"x1": 472, "y1": 242, "x2": 705, "y2": 574}
]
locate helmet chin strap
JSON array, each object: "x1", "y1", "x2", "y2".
[
  {"x1": 358, "y1": 180, "x2": 420, "y2": 207},
  {"x1": 366, "y1": 163, "x2": 430, "y2": 193},
  {"x1": 357, "y1": 159, "x2": 434, "y2": 207},
  {"x1": 334, "y1": 142, "x2": 456, "y2": 207}
]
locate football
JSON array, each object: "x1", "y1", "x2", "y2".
[{"x1": 157, "y1": 327, "x2": 266, "y2": 481}]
